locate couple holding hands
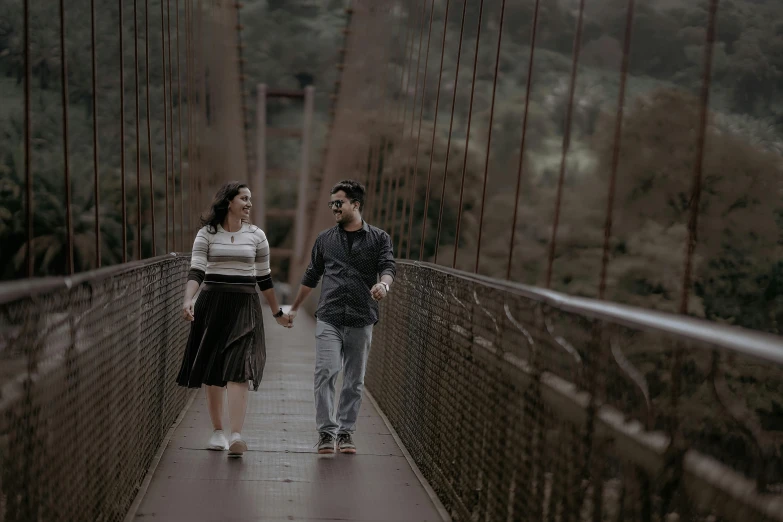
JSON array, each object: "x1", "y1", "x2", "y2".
[{"x1": 177, "y1": 179, "x2": 395, "y2": 457}]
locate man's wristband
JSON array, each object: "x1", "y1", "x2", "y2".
[
  {"x1": 273, "y1": 308, "x2": 284, "y2": 318},
  {"x1": 380, "y1": 282, "x2": 390, "y2": 292}
]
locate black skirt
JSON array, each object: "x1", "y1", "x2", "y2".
[{"x1": 176, "y1": 283, "x2": 266, "y2": 391}]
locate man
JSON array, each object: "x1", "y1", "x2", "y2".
[{"x1": 288, "y1": 179, "x2": 395, "y2": 454}]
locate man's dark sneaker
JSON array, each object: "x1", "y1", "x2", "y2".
[
  {"x1": 317, "y1": 432, "x2": 335, "y2": 454},
  {"x1": 337, "y1": 433, "x2": 356, "y2": 454}
]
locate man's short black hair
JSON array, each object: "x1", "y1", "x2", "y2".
[{"x1": 331, "y1": 179, "x2": 366, "y2": 211}]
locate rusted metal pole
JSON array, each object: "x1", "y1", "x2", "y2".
[
  {"x1": 176, "y1": 0, "x2": 184, "y2": 249},
  {"x1": 453, "y1": 0, "x2": 486, "y2": 269},
  {"x1": 475, "y1": 0, "x2": 508, "y2": 274},
  {"x1": 167, "y1": 0, "x2": 176, "y2": 251},
  {"x1": 195, "y1": 0, "x2": 204, "y2": 210},
  {"x1": 679, "y1": 0, "x2": 719, "y2": 314},
  {"x1": 60, "y1": 0, "x2": 74, "y2": 275},
  {"x1": 185, "y1": 0, "x2": 193, "y2": 238},
  {"x1": 598, "y1": 0, "x2": 635, "y2": 299},
  {"x1": 120, "y1": 0, "x2": 128, "y2": 263},
  {"x1": 161, "y1": 0, "x2": 170, "y2": 252},
  {"x1": 91, "y1": 0, "x2": 101, "y2": 268},
  {"x1": 545, "y1": 0, "x2": 586, "y2": 288},
  {"x1": 24, "y1": 0, "x2": 32, "y2": 277},
  {"x1": 145, "y1": 0, "x2": 156, "y2": 257},
  {"x1": 134, "y1": 0, "x2": 142, "y2": 260},
  {"x1": 507, "y1": 0, "x2": 541, "y2": 280}
]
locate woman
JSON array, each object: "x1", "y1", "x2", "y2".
[{"x1": 177, "y1": 181, "x2": 290, "y2": 457}]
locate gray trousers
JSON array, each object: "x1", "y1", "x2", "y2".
[{"x1": 314, "y1": 320, "x2": 373, "y2": 436}]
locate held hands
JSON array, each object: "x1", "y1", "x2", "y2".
[
  {"x1": 275, "y1": 312, "x2": 293, "y2": 329},
  {"x1": 280, "y1": 309, "x2": 298, "y2": 329},
  {"x1": 370, "y1": 283, "x2": 388, "y2": 302}
]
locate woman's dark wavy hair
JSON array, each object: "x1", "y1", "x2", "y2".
[{"x1": 200, "y1": 181, "x2": 250, "y2": 234}]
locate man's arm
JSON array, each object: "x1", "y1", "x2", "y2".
[
  {"x1": 289, "y1": 285, "x2": 314, "y2": 314},
  {"x1": 289, "y1": 236, "x2": 324, "y2": 317},
  {"x1": 371, "y1": 232, "x2": 396, "y2": 301}
]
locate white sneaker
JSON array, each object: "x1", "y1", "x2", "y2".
[
  {"x1": 228, "y1": 432, "x2": 247, "y2": 457},
  {"x1": 206, "y1": 429, "x2": 228, "y2": 451}
]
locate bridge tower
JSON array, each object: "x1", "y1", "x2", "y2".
[{"x1": 254, "y1": 84, "x2": 315, "y2": 296}]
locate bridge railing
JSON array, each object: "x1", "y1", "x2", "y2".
[
  {"x1": 0, "y1": 255, "x2": 190, "y2": 522},
  {"x1": 368, "y1": 260, "x2": 783, "y2": 522}
]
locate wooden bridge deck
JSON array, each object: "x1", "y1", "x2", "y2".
[{"x1": 127, "y1": 310, "x2": 448, "y2": 522}]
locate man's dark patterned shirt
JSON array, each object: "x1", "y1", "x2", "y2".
[{"x1": 301, "y1": 221, "x2": 396, "y2": 328}]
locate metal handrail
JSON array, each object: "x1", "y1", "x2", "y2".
[{"x1": 401, "y1": 260, "x2": 783, "y2": 365}]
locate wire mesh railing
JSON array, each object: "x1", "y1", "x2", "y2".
[
  {"x1": 0, "y1": 254, "x2": 191, "y2": 522},
  {"x1": 367, "y1": 260, "x2": 783, "y2": 522}
]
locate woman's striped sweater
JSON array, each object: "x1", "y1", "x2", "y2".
[{"x1": 186, "y1": 223, "x2": 274, "y2": 291}]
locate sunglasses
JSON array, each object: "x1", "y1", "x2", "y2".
[{"x1": 327, "y1": 199, "x2": 355, "y2": 209}]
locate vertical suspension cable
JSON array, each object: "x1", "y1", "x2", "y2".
[
  {"x1": 175, "y1": 0, "x2": 184, "y2": 250},
  {"x1": 134, "y1": 0, "x2": 142, "y2": 260},
  {"x1": 360, "y1": 7, "x2": 381, "y2": 199},
  {"x1": 378, "y1": 1, "x2": 415, "y2": 227},
  {"x1": 404, "y1": 0, "x2": 435, "y2": 259},
  {"x1": 365, "y1": 4, "x2": 392, "y2": 219},
  {"x1": 474, "y1": 0, "x2": 507, "y2": 274},
  {"x1": 195, "y1": 0, "x2": 204, "y2": 208},
  {"x1": 370, "y1": 5, "x2": 391, "y2": 210},
  {"x1": 185, "y1": 0, "x2": 194, "y2": 237},
  {"x1": 599, "y1": 0, "x2": 635, "y2": 299},
  {"x1": 397, "y1": 0, "x2": 433, "y2": 257},
  {"x1": 679, "y1": 0, "x2": 719, "y2": 314},
  {"x1": 432, "y1": 0, "x2": 468, "y2": 265},
  {"x1": 161, "y1": 0, "x2": 170, "y2": 252},
  {"x1": 419, "y1": 0, "x2": 452, "y2": 261},
  {"x1": 388, "y1": 0, "x2": 426, "y2": 242},
  {"x1": 24, "y1": 0, "x2": 32, "y2": 276},
  {"x1": 60, "y1": 0, "x2": 74, "y2": 274},
  {"x1": 120, "y1": 0, "x2": 128, "y2": 263},
  {"x1": 91, "y1": 0, "x2": 101, "y2": 268},
  {"x1": 167, "y1": 0, "x2": 177, "y2": 251},
  {"x1": 145, "y1": 0, "x2": 156, "y2": 257},
  {"x1": 545, "y1": 0, "x2": 586, "y2": 288},
  {"x1": 375, "y1": 3, "x2": 413, "y2": 226},
  {"x1": 506, "y1": 0, "x2": 540, "y2": 280},
  {"x1": 453, "y1": 0, "x2": 486, "y2": 269}
]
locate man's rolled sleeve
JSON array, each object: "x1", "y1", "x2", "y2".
[
  {"x1": 377, "y1": 232, "x2": 396, "y2": 281},
  {"x1": 301, "y1": 236, "x2": 325, "y2": 288}
]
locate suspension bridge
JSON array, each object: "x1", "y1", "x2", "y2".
[{"x1": 1, "y1": 1, "x2": 782, "y2": 521}]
